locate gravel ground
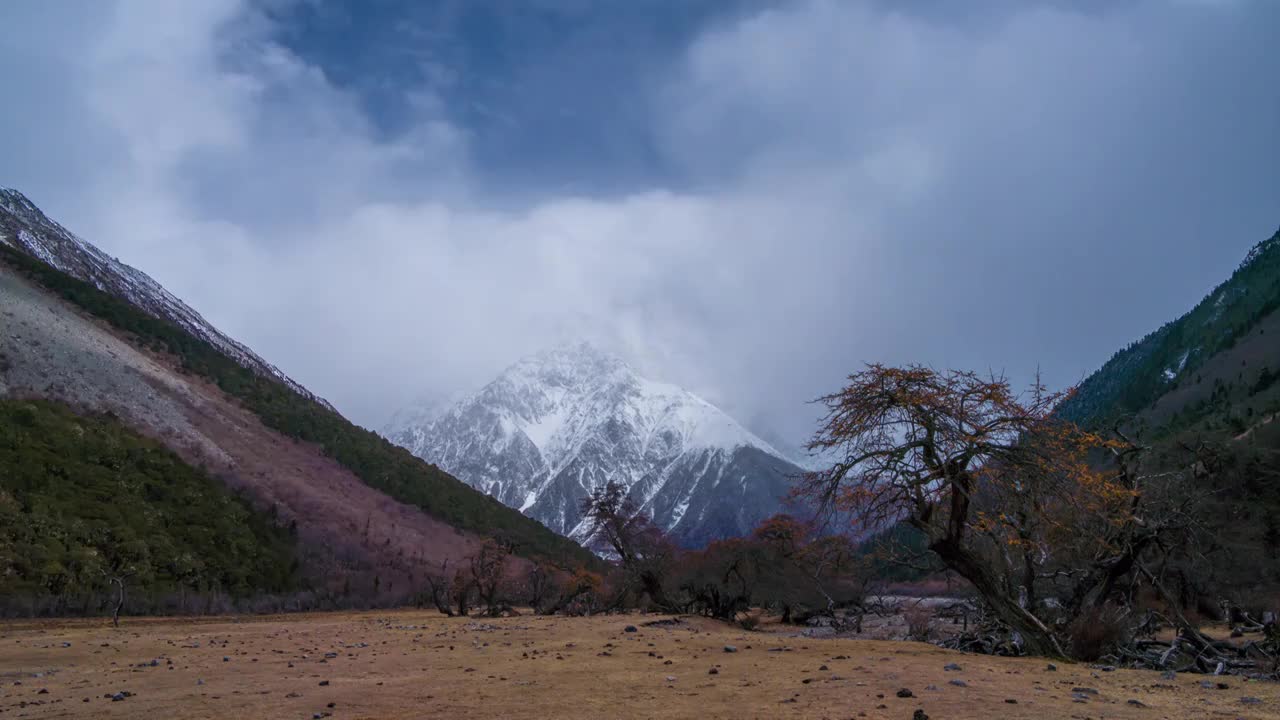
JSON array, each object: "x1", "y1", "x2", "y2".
[{"x1": 3, "y1": 610, "x2": 1276, "y2": 719}]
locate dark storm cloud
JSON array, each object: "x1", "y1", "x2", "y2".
[{"x1": 0, "y1": 0, "x2": 1276, "y2": 450}]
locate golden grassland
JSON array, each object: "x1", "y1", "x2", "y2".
[{"x1": 2, "y1": 610, "x2": 1277, "y2": 719}]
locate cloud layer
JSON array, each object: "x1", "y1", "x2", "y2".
[{"x1": 2, "y1": 0, "x2": 1277, "y2": 447}]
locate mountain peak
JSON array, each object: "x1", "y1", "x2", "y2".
[
  {"x1": 503, "y1": 340, "x2": 631, "y2": 386},
  {"x1": 385, "y1": 342, "x2": 799, "y2": 546}
]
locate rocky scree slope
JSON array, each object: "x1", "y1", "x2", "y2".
[{"x1": 0, "y1": 188, "x2": 332, "y2": 410}]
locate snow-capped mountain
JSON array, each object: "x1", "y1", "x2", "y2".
[
  {"x1": 384, "y1": 342, "x2": 802, "y2": 547},
  {"x1": 0, "y1": 188, "x2": 333, "y2": 410}
]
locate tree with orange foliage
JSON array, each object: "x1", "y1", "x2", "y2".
[{"x1": 799, "y1": 364, "x2": 1182, "y2": 658}]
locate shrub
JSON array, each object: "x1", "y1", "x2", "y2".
[
  {"x1": 1067, "y1": 607, "x2": 1128, "y2": 661},
  {"x1": 903, "y1": 605, "x2": 933, "y2": 641}
]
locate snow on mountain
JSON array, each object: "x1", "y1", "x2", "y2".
[
  {"x1": 0, "y1": 188, "x2": 334, "y2": 411},
  {"x1": 384, "y1": 342, "x2": 802, "y2": 547}
]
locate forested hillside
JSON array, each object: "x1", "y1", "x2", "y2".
[
  {"x1": 0, "y1": 399, "x2": 299, "y2": 616},
  {"x1": 1059, "y1": 227, "x2": 1280, "y2": 435}
]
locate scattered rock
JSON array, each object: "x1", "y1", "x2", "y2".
[
  {"x1": 913, "y1": 710, "x2": 929, "y2": 720},
  {"x1": 723, "y1": 645, "x2": 737, "y2": 653},
  {"x1": 1004, "y1": 699, "x2": 1018, "y2": 704},
  {"x1": 1241, "y1": 697, "x2": 1263, "y2": 706},
  {"x1": 708, "y1": 668, "x2": 719, "y2": 675},
  {"x1": 1071, "y1": 687, "x2": 1099, "y2": 695},
  {"x1": 896, "y1": 688, "x2": 914, "y2": 698},
  {"x1": 944, "y1": 663, "x2": 962, "y2": 672},
  {"x1": 318, "y1": 680, "x2": 330, "y2": 687},
  {"x1": 1046, "y1": 663, "x2": 1058, "y2": 671},
  {"x1": 1160, "y1": 670, "x2": 1177, "y2": 681},
  {"x1": 948, "y1": 680, "x2": 968, "y2": 688},
  {"x1": 624, "y1": 626, "x2": 638, "y2": 633},
  {"x1": 1127, "y1": 699, "x2": 1148, "y2": 708}
]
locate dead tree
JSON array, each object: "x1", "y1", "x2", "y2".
[
  {"x1": 423, "y1": 559, "x2": 455, "y2": 616},
  {"x1": 103, "y1": 570, "x2": 134, "y2": 628}
]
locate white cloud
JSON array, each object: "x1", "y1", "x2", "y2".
[{"x1": 1, "y1": 0, "x2": 1276, "y2": 444}]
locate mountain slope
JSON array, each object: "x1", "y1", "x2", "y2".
[
  {"x1": 0, "y1": 398, "x2": 300, "y2": 616},
  {"x1": 0, "y1": 188, "x2": 332, "y2": 410},
  {"x1": 0, "y1": 188, "x2": 592, "y2": 610},
  {"x1": 386, "y1": 343, "x2": 802, "y2": 547},
  {"x1": 1059, "y1": 227, "x2": 1280, "y2": 436}
]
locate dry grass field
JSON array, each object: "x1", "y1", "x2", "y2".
[{"x1": 2, "y1": 610, "x2": 1277, "y2": 719}]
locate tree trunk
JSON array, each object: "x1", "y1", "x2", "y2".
[
  {"x1": 930, "y1": 539, "x2": 1065, "y2": 658},
  {"x1": 110, "y1": 577, "x2": 125, "y2": 628},
  {"x1": 640, "y1": 570, "x2": 676, "y2": 613}
]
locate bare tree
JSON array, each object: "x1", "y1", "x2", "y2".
[
  {"x1": 102, "y1": 569, "x2": 134, "y2": 628},
  {"x1": 469, "y1": 539, "x2": 513, "y2": 616},
  {"x1": 423, "y1": 559, "x2": 455, "y2": 616},
  {"x1": 579, "y1": 481, "x2": 676, "y2": 611}
]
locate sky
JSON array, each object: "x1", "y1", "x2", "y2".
[{"x1": 1, "y1": 0, "x2": 1278, "y2": 451}]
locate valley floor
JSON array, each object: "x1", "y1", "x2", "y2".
[{"x1": 1, "y1": 610, "x2": 1276, "y2": 719}]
